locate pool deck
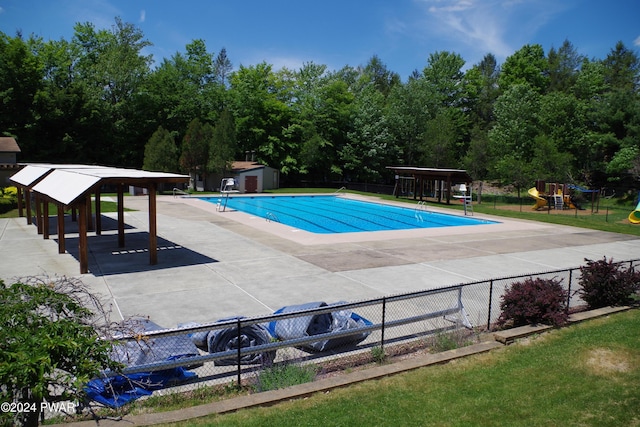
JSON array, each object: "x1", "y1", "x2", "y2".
[{"x1": 1, "y1": 193, "x2": 639, "y2": 328}]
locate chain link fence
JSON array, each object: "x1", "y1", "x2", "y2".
[{"x1": 87, "y1": 258, "x2": 639, "y2": 408}]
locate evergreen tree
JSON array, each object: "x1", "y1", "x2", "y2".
[
  {"x1": 143, "y1": 126, "x2": 179, "y2": 172},
  {"x1": 208, "y1": 109, "x2": 236, "y2": 175},
  {"x1": 180, "y1": 118, "x2": 213, "y2": 189}
]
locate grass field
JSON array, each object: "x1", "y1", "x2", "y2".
[{"x1": 158, "y1": 310, "x2": 639, "y2": 427}]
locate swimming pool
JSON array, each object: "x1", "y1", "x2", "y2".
[{"x1": 200, "y1": 195, "x2": 496, "y2": 234}]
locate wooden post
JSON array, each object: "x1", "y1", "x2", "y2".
[
  {"x1": 57, "y1": 203, "x2": 65, "y2": 254},
  {"x1": 43, "y1": 199, "x2": 49, "y2": 239},
  {"x1": 78, "y1": 200, "x2": 88, "y2": 274},
  {"x1": 35, "y1": 194, "x2": 43, "y2": 234},
  {"x1": 17, "y1": 186, "x2": 23, "y2": 217},
  {"x1": 95, "y1": 186, "x2": 102, "y2": 236},
  {"x1": 25, "y1": 189, "x2": 32, "y2": 224},
  {"x1": 148, "y1": 183, "x2": 158, "y2": 265},
  {"x1": 87, "y1": 194, "x2": 94, "y2": 232},
  {"x1": 117, "y1": 184, "x2": 125, "y2": 248}
]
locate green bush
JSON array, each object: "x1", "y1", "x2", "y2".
[
  {"x1": 256, "y1": 363, "x2": 317, "y2": 392},
  {"x1": 371, "y1": 346, "x2": 386, "y2": 364},
  {"x1": 0, "y1": 186, "x2": 18, "y2": 214},
  {"x1": 1, "y1": 186, "x2": 17, "y2": 197},
  {"x1": 497, "y1": 277, "x2": 569, "y2": 328},
  {"x1": 577, "y1": 257, "x2": 640, "y2": 309},
  {"x1": 0, "y1": 197, "x2": 16, "y2": 214}
]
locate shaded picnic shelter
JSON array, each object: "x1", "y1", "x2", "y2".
[
  {"x1": 10, "y1": 164, "x2": 189, "y2": 274},
  {"x1": 386, "y1": 166, "x2": 473, "y2": 204}
]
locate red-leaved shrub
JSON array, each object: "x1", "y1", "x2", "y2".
[
  {"x1": 497, "y1": 277, "x2": 568, "y2": 328},
  {"x1": 577, "y1": 257, "x2": 640, "y2": 309}
]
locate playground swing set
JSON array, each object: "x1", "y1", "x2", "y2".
[
  {"x1": 527, "y1": 181, "x2": 640, "y2": 224},
  {"x1": 528, "y1": 181, "x2": 598, "y2": 212}
]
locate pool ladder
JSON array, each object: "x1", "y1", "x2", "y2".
[
  {"x1": 265, "y1": 212, "x2": 280, "y2": 223},
  {"x1": 172, "y1": 188, "x2": 190, "y2": 198},
  {"x1": 414, "y1": 201, "x2": 428, "y2": 221}
]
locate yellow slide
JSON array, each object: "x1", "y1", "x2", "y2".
[
  {"x1": 629, "y1": 199, "x2": 640, "y2": 224},
  {"x1": 528, "y1": 187, "x2": 547, "y2": 210}
]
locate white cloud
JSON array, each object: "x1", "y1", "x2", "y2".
[
  {"x1": 410, "y1": 0, "x2": 568, "y2": 63},
  {"x1": 635, "y1": 35, "x2": 640, "y2": 47},
  {"x1": 64, "y1": 0, "x2": 121, "y2": 30},
  {"x1": 427, "y1": 0, "x2": 474, "y2": 13},
  {"x1": 139, "y1": 9, "x2": 146, "y2": 23}
]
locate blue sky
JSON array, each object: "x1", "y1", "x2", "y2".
[{"x1": 1, "y1": 0, "x2": 639, "y2": 80}]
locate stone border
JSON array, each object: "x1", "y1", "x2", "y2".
[{"x1": 493, "y1": 306, "x2": 631, "y2": 345}]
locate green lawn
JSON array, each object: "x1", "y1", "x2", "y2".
[{"x1": 161, "y1": 310, "x2": 639, "y2": 427}]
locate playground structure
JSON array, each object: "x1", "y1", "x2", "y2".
[
  {"x1": 629, "y1": 192, "x2": 640, "y2": 224},
  {"x1": 527, "y1": 181, "x2": 600, "y2": 213}
]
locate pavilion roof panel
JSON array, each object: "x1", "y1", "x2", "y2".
[
  {"x1": 11, "y1": 163, "x2": 188, "y2": 206},
  {"x1": 9, "y1": 165, "x2": 53, "y2": 187},
  {"x1": 31, "y1": 170, "x2": 101, "y2": 206}
]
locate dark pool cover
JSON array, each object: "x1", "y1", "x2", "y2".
[
  {"x1": 267, "y1": 301, "x2": 371, "y2": 352},
  {"x1": 189, "y1": 317, "x2": 276, "y2": 366}
]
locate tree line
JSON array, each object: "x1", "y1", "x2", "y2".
[{"x1": 1, "y1": 17, "x2": 639, "y2": 193}]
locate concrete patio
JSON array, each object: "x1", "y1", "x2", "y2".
[{"x1": 1, "y1": 194, "x2": 638, "y2": 328}]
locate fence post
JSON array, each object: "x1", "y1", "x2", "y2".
[
  {"x1": 487, "y1": 280, "x2": 494, "y2": 330},
  {"x1": 381, "y1": 297, "x2": 386, "y2": 351},
  {"x1": 566, "y1": 269, "x2": 573, "y2": 313},
  {"x1": 237, "y1": 317, "x2": 242, "y2": 388}
]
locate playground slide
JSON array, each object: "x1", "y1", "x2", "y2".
[
  {"x1": 629, "y1": 199, "x2": 640, "y2": 224},
  {"x1": 528, "y1": 187, "x2": 547, "y2": 210}
]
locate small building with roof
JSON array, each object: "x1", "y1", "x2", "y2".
[
  {"x1": 195, "y1": 160, "x2": 280, "y2": 193},
  {"x1": 0, "y1": 137, "x2": 21, "y2": 185},
  {"x1": 228, "y1": 161, "x2": 279, "y2": 193}
]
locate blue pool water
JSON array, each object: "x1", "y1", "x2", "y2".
[{"x1": 200, "y1": 195, "x2": 496, "y2": 234}]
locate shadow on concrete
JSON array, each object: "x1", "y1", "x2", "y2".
[
  {"x1": 45, "y1": 215, "x2": 218, "y2": 276},
  {"x1": 42, "y1": 214, "x2": 134, "y2": 236}
]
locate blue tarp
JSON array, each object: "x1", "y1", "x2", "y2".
[
  {"x1": 267, "y1": 302, "x2": 372, "y2": 352},
  {"x1": 85, "y1": 366, "x2": 196, "y2": 408},
  {"x1": 85, "y1": 319, "x2": 200, "y2": 408}
]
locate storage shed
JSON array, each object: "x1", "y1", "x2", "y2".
[{"x1": 0, "y1": 137, "x2": 21, "y2": 185}]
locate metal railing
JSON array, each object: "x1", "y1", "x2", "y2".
[
  {"x1": 172, "y1": 188, "x2": 190, "y2": 197},
  {"x1": 265, "y1": 212, "x2": 280, "y2": 223},
  {"x1": 99, "y1": 257, "x2": 639, "y2": 398}
]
